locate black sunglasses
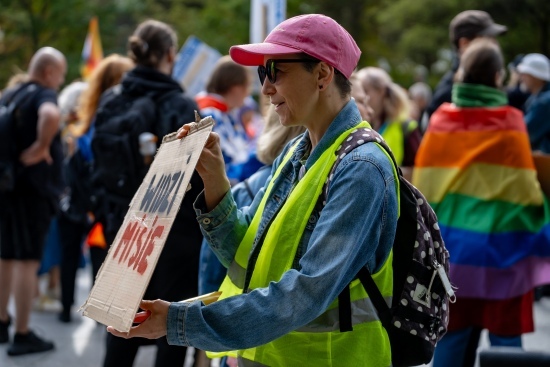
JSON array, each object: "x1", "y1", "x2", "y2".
[{"x1": 257, "y1": 59, "x2": 320, "y2": 85}]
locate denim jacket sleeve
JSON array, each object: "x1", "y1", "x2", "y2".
[
  {"x1": 193, "y1": 186, "x2": 262, "y2": 269},
  {"x1": 167, "y1": 143, "x2": 398, "y2": 351},
  {"x1": 192, "y1": 139, "x2": 296, "y2": 268}
]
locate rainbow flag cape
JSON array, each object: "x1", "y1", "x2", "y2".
[
  {"x1": 413, "y1": 104, "x2": 550, "y2": 301},
  {"x1": 81, "y1": 17, "x2": 103, "y2": 80}
]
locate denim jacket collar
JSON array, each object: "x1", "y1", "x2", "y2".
[{"x1": 293, "y1": 100, "x2": 362, "y2": 170}]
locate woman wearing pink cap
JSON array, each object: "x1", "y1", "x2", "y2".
[{"x1": 109, "y1": 14, "x2": 399, "y2": 366}]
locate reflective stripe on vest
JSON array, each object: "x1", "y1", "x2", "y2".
[
  {"x1": 239, "y1": 259, "x2": 393, "y2": 366},
  {"x1": 297, "y1": 295, "x2": 392, "y2": 332}
]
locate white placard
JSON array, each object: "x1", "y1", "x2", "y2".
[
  {"x1": 250, "y1": 0, "x2": 286, "y2": 44},
  {"x1": 172, "y1": 36, "x2": 222, "y2": 97},
  {"x1": 80, "y1": 117, "x2": 214, "y2": 332}
]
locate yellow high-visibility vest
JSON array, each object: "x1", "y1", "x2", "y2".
[
  {"x1": 380, "y1": 119, "x2": 418, "y2": 166},
  {"x1": 210, "y1": 122, "x2": 395, "y2": 366}
]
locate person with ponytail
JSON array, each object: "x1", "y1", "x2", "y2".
[{"x1": 96, "y1": 20, "x2": 204, "y2": 367}]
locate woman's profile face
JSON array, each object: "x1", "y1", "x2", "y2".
[{"x1": 260, "y1": 55, "x2": 319, "y2": 127}]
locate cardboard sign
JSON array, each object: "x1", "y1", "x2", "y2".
[{"x1": 80, "y1": 117, "x2": 214, "y2": 332}]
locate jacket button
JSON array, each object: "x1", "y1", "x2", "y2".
[
  {"x1": 308, "y1": 215, "x2": 317, "y2": 224},
  {"x1": 202, "y1": 218, "x2": 211, "y2": 225}
]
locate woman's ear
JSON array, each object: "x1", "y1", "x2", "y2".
[{"x1": 317, "y1": 62, "x2": 334, "y2": 91}]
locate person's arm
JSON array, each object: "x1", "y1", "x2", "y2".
[
  {"x1": 172, "y1": 145, "x2": 397, "y2": 351},
  {"x1": 20, "y1": 102, "x2": 60, "y2": 166},
  {"x1": 525, "y1": 98, "x2": 550, "y2": 150},
  {"x1": 108, "y1": 145, "x2": 397, "y2": 352}
]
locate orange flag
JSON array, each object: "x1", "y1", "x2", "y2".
[
  {"x1": 86, "y1": 222, "x2": 107, "y2": 249},
  {"x1": 81, "y1": 17, "x2": 103, "y2": 80}
]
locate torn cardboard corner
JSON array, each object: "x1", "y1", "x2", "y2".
[{"x1": 80, "y1": 116, "x2": 214, "y2": 333}]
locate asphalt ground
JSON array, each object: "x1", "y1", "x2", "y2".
[{"x1": 1, "y1": 266, "x2": 549, "y2": 367}]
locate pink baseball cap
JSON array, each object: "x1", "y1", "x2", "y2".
[{"x1": 230, "y1": 14, "x2": 361, "y2": 79}]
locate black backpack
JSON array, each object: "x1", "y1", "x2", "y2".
[
  {"x1": 326, "y1": 126, "x2": 454, "y2": 367},
  {"x1": 0, "y1": 83, "x2": 40, "y2": 192},
  {"x1": 91, "y1": 86, "x2": 177, "y2": 201}
]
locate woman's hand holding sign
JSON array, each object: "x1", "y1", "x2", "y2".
[
  {"x1": 107, "y1": 299, "x2": 170, "y2": 339},
  {"x1": 177, "y1": 123, "x2": 230, "y2": 211}
]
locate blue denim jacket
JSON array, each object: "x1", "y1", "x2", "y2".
[
  {"x1": 167, "y1": 100, "x2": 398, "y2": 351},
  {"x1": 198, "y1": 165, "x2": 272, "y2": 295}
]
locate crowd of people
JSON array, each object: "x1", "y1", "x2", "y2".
[{"x1": 0, "y1": 8, "x2": 550, "y2": 367}]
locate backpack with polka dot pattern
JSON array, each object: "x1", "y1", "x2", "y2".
[{"x1": 328, "y1": 126, "x2": 454, "y2": 367}]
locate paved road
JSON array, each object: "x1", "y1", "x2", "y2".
[
  {"x1": 1, "y1": 266, "x2": 549, "y2": 367},
  {"x1": 0, "y1": 266, "x2": 197, "y2": 367}
]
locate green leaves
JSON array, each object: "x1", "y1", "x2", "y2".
[{"x1": 0, "y1": 0, "x2": 548, "y2": 90}]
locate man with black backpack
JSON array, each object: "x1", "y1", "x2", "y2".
[{"x1": 0, "y1": 47, "x2": 66, "y2": 356}]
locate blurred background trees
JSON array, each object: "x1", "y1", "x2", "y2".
[{"x1": 0, "y1": 0, "x2": 549, "y2": 89}]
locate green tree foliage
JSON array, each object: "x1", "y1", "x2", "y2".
[
  {"x1": 0, "y1": 0, "x2": 127, "y2": 87},
  {"x1": 375, "y1": 0, "x2": 550, "y2": 86},
  {"x1": 0, "y1": 0, "x2": 549, "y2": 90}
]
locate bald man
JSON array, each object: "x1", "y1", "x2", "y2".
[{"x1": 0, "y1": 47, "x2": 66, "y2": 356}]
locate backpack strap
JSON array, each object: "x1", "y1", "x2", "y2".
[
  {"x1": 356, "y1": 267, "x2": 392, "y2": 328},
  {"x1": 3, "y1": 82, "x2": 41, "y2": 114},
  {"x1": 324, "y1": 125, "x2": 399, "y2": 333},
  {"x1": 337, "y1": 283, "x2": 353, "y2": 332},
  {"x1": 1, "y1": 82, "x2": 42, "y2": 152}
]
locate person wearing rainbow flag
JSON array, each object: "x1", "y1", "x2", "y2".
[{"x1": 414, "y1": 39, "x2": 550, "y2": 367}]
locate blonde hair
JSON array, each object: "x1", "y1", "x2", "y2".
[
  {"x1": 75, "y1": 54, "x2": 134, "y2": 137},
  {"x1": 58, "y1": 81, "x2": 88, "y2": 125},
  {"x1": 256, "y1": 105, "x2": 306, "y2": 165},
  {"x1": 356, "y1": 67, "x2": 410, "y2": 123}
]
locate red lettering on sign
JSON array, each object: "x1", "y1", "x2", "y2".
[{"x1": 111, "y1": 215, "x2": 165, "y2": 274}]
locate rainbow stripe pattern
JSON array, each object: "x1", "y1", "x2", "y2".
[
  {"x1": 413, "y1": 104, "x2": 550, "y2": 301},
  {"x1": 81, "y1": 17, "x2": 103, "y2": 80}
]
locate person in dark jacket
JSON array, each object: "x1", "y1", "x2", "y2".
[
  {"x1": 422, "y1": 10, "x2": 507, "y2": 130},
  {"x1": 95, "y1": 20, "x2": 204, "y2": 367},
  {"x1": 506, "y1": 54, "x2": 531, "y2": 112},
  {"x1": 518, "y1": 53, "x2": 550, "y2": 153},
  {"x1": 57, "y1": 55, "x2": 134, "y2": 324}
]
